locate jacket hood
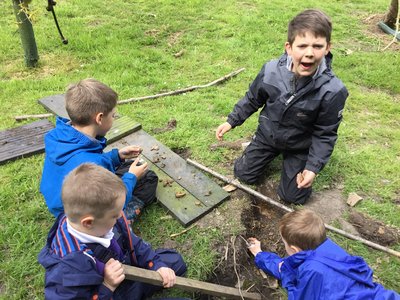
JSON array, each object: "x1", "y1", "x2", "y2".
[
  {"x1": 285, "y1": 238, "x2": 374, "y2": 287},
  {"x1": 45, "y1": 117, "x2": 107, "y2": 165}
]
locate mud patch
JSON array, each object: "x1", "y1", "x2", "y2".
[
  {"x1": 362, "y1": 14, "x2": 400, "y2": 51},
  {"x1": 200, "y1": 188, "x2": 286, "y2": 299},
  {"x1": 348, "y1": 211, "x2": 400, "y2": 246},
  {"x1": 209, "y1": 138, "x2": 250, "y2": 151},
  {"x1": 171, "y1": 147, "x2": 191, "y2": 159},
  {"x1": 152, "y1": 118, "x2": 177, "y2": 134}
]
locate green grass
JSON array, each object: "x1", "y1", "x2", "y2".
[{"x1": 1, "y1": 0, "x2": 399, "y2": 298}]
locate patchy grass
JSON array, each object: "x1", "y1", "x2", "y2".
[{"x1": 0, "y1": 0, "x2": 399, "y2": 298}]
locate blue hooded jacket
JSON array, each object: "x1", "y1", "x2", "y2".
[
  {"x1": 40, "y1": 117, "x2": 136, "y2": 217},
  {"x1": 255, "y1": 238, "x2": 399, "y2": 300}
]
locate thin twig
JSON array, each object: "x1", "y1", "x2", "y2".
[
  {"x1": 231, "y1": 236, "x2": 245, "y2": 300},
  {"x1": 117, "y1": 68, "x2": 245, "y2": 104},
  {"x1": 382, "y1": 0, "x2": 400, "y2": 50},
  {"x1": 170, "y1": 223, "x2": 197, "y2": 238},
  {"x1": 14, "y1": 113, "x2": 53, "y2": 121}
]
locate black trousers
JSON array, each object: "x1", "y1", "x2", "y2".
[
  {"x1": 115, "y1": 160, "x2": 158, "y2": 208},
  {"x1": 234, "y1": 133, "x2": 312, "y2": 205}
]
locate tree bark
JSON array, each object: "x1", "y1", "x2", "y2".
[
  {"x1": 383, "y1": 0, "x2": 399, "y2": 29},
  {"x1": 12, "y1": 0, "x2": 39, "y2": 67}
]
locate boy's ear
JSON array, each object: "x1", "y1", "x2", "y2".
[
  {"x1": 290, "y1": 244, "x2": 302, "y2": 254},
  {"x1": 81, "y1": 215, "x2": 95, "y2": 228},
  {"x1": 94, "y1": 112, "x2": 103, "y2": 125},
  {"x1": 325, "y1": 42, "x2": 331, "y2": 55},
  {"x1": 285, "y1": 42, "x2": 292, "y2": 55}
]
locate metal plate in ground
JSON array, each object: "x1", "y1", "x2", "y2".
[
  {"x1": 0, "y1": 120, "x2": 54, "y2": 165},
  {"x1": 109, "y1": 130, "x2": 230, "y2": 226}
]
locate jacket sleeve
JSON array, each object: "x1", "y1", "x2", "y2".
[
  {"x1": 103, "y1": 148, "x2": 123, "y2": 170},
  {"x1": 254, "y1": 251, "x2": 283, "y2": 280},
  {"x1": 227, "y1": 65, "x2": 269, "y2": 128},
  {"x1": 305, "y1": 85, "x2": 348, "y2": 173},
  {"x1": 121, "y1": 172, "x2": 137, "y2": 207}
]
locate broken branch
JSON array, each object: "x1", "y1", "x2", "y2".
[
  {"x1": 14, "y1": 113, "x2": 53, "y2": 121},
  {"x1": 118, "y1": 68, "x2": 245, "y2": 105}
]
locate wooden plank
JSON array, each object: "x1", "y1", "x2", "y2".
[
  {"x1": 123, "y1": 264, "x2": 262, "y2": 300},
  {"x1": 108, "y1": 131, "x2": 230, "y2": 226},
  {"x1": 0, "y1": 120, "x2": 54, "y2": 165},
  {"x1": 37, "y1": 94, "x2": 142, "y2": 143},
  {"x1": 38, "y1": 94, "x2": 68, "y2": 119}
]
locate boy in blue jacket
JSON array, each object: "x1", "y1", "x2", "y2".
[
  {"x1": 248, "y1": 209, "x2": 399, "y2": 300},
  {"x1": 38, "y1": 163, "x2": 187, "y2": 299},
  {"x1": 216, "y1": 9, "x2": 348, "y2": 204},
  {"x1": 40, "y1": 78, "x2": 158, "y2": 220}
]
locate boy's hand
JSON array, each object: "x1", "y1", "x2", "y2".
[
  {"x1": 157, "y1": 267, "x2": 176, "y2": 288},
  {"x1": 247, "y1": 237, "x2": 262, "y2": 256},
  {"x1": 119, "y1": 145, "x2": 143, "y2": 160},
  {"x1": 216, "y1": 122, "x2": 232, "y2": 141},
  {"x1": 128, "y1": 156, "x2": 148, "y2": 179},
  {"x1": 103, "y1": 258, "x2": 125, "y2": 292},
  {"x1": 296, "y1": 170, "x2": 316, "y2": 189}
]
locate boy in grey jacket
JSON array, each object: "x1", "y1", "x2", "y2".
[{"x1": 216, "y1": 9, "x2": 348, "y2": 204}]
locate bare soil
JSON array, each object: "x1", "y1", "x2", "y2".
[{"x1": 171, "y1": 142, "x2": 399, "y2": 299}]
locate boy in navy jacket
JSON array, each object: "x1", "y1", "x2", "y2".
[
  {"x1": 40, "y1": 78, "x2": 158, "y2": 220},
  {"x1": 38, "y1": 164, "x2": 186, "y2": 299},
  {"x1": 248, "y1": 209, "x2": 399, "y2": 300},
  {"x1": 216, "y1": 9, "x2": 348, "y2": 204}
]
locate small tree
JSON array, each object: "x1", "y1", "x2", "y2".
[
  {"x1": 12, "y1": 0, "x2": 39, "y2": 67},
  {"x1": 383, "y1": 0, "x2": 399, "y2": 29}
]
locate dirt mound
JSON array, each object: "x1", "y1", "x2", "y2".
[{"x1": 348, "y1": 211, "x2": 400, "y2": 246}]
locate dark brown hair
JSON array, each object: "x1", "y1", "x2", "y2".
[
  {"x1": 287, "y1": 9, "x2": 332, "y2": 45},
  {"x1": 62, "y1": 163, "x2": 126, "y2": 222},
  {"x1": 65, "y1": 78, "x2": 118, "y2": 125},
  {"x1": 279, "y1": 209, "x2": 326, "y2": 250}
]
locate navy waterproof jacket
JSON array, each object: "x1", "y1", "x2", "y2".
[
  {"x1": 38, "y1": 214, "x2": 169, "y2": 299},
  {"x1": 255, "y1": 238, "x2": 400, "y2": 299},
  {"x1": 227, "y1": 53, "x2": 348, "y2": 174},
  {"x1": 40, "y1": 117, "x2": 136, "y2": 217}
]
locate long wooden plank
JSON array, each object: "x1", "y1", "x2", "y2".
[
  {"x1": 123, "y1": 264, "x2": 261, "y2": 300},
  {"x1": 0, "y1": 120, "x2": 54, "y2": 165}
]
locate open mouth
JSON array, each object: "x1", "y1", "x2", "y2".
[{"x1": 300, "y1": 62, "x2": 314, "y2": 70}]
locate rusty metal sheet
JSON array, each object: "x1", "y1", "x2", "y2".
[{"x1": 0, "y1": 119, "x2": 54, "y2": 165}]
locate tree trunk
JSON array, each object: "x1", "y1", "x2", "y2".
[
  {"x1": 12, "y1": 0, "x2": 39, "y2": 67},
  {"x1": 383, "y1": 0, "x2": 399, "y2": 29}
]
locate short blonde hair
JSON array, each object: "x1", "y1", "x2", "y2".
[
  {"x1": 65, "y1": 78, "x2": 118, "y2": 125},
  {"x1": 61, "y1": 164, "x2": 126, "y2": 222},
  {"x1": 279, "y1": 209, "x2": 326, "y2": 250}
]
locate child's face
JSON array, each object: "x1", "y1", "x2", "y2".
[
  {"x1": 285, "y1": 31, "x2": 330, "y2": 78},
  {"x1": 97, "y1": 108, "x2": 117, "y2": 137},
  {"x1": 91, "y1": 194, "x2": 124, "y2": 237}
]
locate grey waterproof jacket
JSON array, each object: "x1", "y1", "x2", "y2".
[{"x1": 227, "y1": 52, "x2": 348, "y2": 174}]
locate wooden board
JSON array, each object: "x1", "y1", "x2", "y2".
[
  {"x1": 108, "y1": 130, "x2": 230, "y2": 226},
  {"x1": 0, "y1": 119, "x2": 54, "y2": 165},
  {"x1": 123, "y1": 264, "x2": 261, "y2": 300},
  {"x1": 37, "y1": 94, "x2": 142, "y2": 143}
]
